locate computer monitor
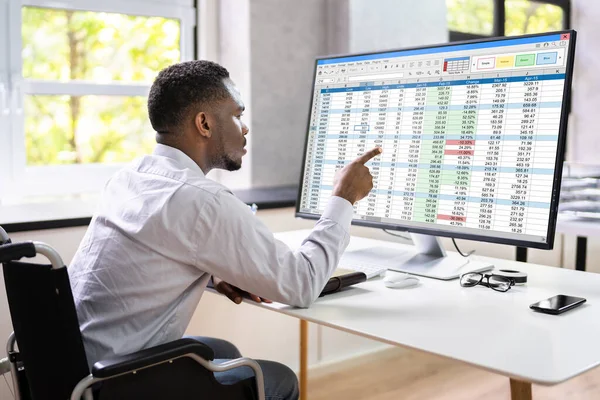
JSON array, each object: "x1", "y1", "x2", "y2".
[{"x1": 296, "y1": 31, "x2": 577, "y2": 279}]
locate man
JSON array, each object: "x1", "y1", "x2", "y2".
[{"x1": 69, "y1": 60, "x2": 381, "y2": 400}]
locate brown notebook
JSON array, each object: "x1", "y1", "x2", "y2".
[{"x1": 319, "y1": 268, "x2": 367, "y2": 297}]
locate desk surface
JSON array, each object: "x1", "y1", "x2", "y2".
[{"x1": 253, "y1": 229, "x2": 600, "y2": 385}]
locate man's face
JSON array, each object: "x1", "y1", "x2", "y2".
[{"x1": 212, "y1": 79, "x2": 249, "y2": 171}]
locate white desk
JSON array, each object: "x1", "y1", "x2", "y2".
[{"x1": 251, "y1": 230, "x2": 600, "y2": 400}]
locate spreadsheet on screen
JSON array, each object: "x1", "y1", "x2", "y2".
[{"x1": 299, "y1": 33, "x2": 573, "y2": 244}]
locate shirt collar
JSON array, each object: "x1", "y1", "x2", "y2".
[{"x1": 153, "y1": 143, "x2": 205, "y2": 177}]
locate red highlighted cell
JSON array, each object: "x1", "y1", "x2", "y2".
[
  {"x1": 446, "y1": 140, "x2": 475, "y2": 145},
  {"x1": 437, "y1": 214, "x2": 467, "y2": 222},
  {"x1": 445, "y1": 149, "x2": 474, "y2": 156}
]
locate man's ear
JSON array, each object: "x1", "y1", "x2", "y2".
[{"x1": 194, "y1": 111, "x2": 212, "y2": 138}]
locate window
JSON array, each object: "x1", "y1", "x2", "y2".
[
  {"x1": 447, "y1": 0, "x2": 570, "y2": 41},
  {"x1": 0, "y1": 0, "x2": 196, "y2": 203},
  {"x1": 505, "y1": 0, "x2": 567, "y2": 36},
  {"x1": 447, "y1": 0, "x2": 494, "y2": 37}
]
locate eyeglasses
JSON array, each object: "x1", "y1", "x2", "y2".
[{"x1": 459, "y1": 272, "x2": 514, "y2": 292}]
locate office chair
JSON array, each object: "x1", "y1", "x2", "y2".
[{"x1": 0, "y1": 225, "x2": 265, "y2": 400}]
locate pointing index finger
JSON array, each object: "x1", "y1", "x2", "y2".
[{"x1": 355, "y1": 147, "x2": 382, "y2": 165}]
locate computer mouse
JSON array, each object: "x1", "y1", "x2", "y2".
[{"x1": 383, "y1": 272, "x2": 420, "y2": 289}]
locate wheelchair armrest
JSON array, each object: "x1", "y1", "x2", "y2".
[{"x1": 92, "y1": 338, "x2": 215, "y2": 379}]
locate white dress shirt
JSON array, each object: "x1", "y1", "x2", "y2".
[{"x1": 69, "y1": 144, "x2": 354, "y2": 367}]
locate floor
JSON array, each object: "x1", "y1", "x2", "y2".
[{"x1": 308, "y1": 348, "x2": 600, "y2": 400}]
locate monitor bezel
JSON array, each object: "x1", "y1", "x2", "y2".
[{"x1": 295, "y1": 30, "x2": 577, "y2": 250}]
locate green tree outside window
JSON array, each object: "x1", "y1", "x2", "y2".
[{"x1": 22, "y1": 7, "x2": 180, "y2": 165}]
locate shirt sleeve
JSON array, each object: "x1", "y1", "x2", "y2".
[{"x1": 193, "y1": 192, "x2": 354, "y2": 308}]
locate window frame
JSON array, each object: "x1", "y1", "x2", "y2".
[
  {"x1": 0, "y1": 0, "x2": 11, "y2": 201},
  {"x1": 0, "y1": 0, "x2": 196, "y2": 200}
]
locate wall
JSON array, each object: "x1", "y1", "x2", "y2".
[
  {"x1": 208, "y1": 0, "x2": 253, "y2": 189},
  {"x1": 249, "y1": 0, "x2": 330, "y2": 188},
  {"x1": 348, "y1": 0, "x2": 448, "y2": 53}
]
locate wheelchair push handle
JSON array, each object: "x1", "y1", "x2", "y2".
[
  {"x1": 0, "y1": 226, "x2": 65, "y2": 269},
  {"x1": 0, "y1": 225, "x2": 9, "y2": 244},
  {"x1": 0, "y1": 242, "x2": 36, "y2": 264}
]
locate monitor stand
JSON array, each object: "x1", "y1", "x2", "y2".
[
  {"x1": 344, "y1": 233, "x2": 494, "y2": 280},
  {"x1": 391, "y1": 234, "x2": 494, "y2": 280}
]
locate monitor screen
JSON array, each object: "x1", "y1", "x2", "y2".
[{"x1": 297, "y1": 31, "x2": 576, "y2": 249}]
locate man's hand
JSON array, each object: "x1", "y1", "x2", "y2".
[
  {"x1": 213, "y1": 277, "x2": 272, "y2": 304},
  {"x1": 333, "y1": 147, "x2": 382, "y2": 204}
]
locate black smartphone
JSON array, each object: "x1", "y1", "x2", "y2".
[{"x1": 530, "y1": 295, "x2": 586, "y2": 315}]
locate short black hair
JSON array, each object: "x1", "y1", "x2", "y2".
[{"x1": 148, "y1": 60, "x2": 230, "y2": 134}]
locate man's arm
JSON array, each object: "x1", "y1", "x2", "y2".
[
  {"x1": 197, "y1": 194, "x2": 353, "y2": 307},
  {"x1": 195, "y1": 148, "x2": 381, "y2": 308}
]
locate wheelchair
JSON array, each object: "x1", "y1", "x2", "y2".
[{"x1": 0, "y1": 225, "x2": 264, "y2": 400}]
